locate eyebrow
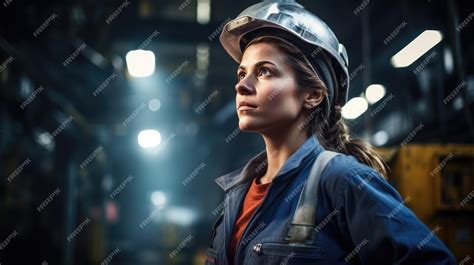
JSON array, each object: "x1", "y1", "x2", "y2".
[{"x1": 238, "y1": 61, "x2": 276, "y2": 71}]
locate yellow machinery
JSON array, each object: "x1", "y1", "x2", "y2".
[{"x1": 377, "y1": 144, "x2": 474, "y2": 261}]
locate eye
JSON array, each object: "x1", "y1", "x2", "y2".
[
  {"x1": 237, "y1": 71, "x2": 246, "y2": 81},
  {"x1": 258, "y1": 67, "x2": 272, "y2": 77}
]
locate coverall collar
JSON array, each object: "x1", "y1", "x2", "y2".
[{"x1": 215, "y1": 135, "x2": 323, "y2": 192}]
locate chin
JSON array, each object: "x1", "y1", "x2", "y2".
[
  {"x1": 238, "y1": 123, "x2": 256, "y2": 132},
  {"x1": 238, "y1": 119, "x2": 260, "y2": 132},
  {"x1": 239, "y1": 118, "x2": 272, "y2": 133}
]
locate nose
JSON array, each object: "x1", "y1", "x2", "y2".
[{"x1": 235, "y1": 76, "x2": 255, "y2": 95}]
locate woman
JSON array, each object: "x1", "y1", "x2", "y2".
[{"x1": 206, "y1": 1, "x2": 456, "y2": 264}]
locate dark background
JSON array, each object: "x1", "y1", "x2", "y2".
[{"x1": 0, "y1": 0, "x2": 473, "y2": 264}]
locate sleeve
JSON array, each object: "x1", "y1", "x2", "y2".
[{"x1": 334, "y1": 166, "x2": 457, "y2": 265}]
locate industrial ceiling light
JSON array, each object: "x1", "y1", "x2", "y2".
[
  {"x1": 197, "y1": 0, "x2": 211, "y2": 24},
  {"x1": 148, "y1": 98, "x2": 161, "y2": 112},
  {"x1": 150, "y1": 191, "x2": 167, "y2": 208},
  {"x1": 373, "y1": 130, "x2": 389, "y2": 146},
  {"x1": 138, "y1": 129, "x2": 161, "y2": 149},
  {"x1": 342, "y1": 97, "x2": 368, "y2": 120},
  {"x1": 390, "y1": 30, "x2": 443, "y2": 68},
  {"x1": 365, "y1": 84, "x2": 386, "y2": 104},
  {"x1": 126, "y1": 50, "x2": 155, "y2": 77}
]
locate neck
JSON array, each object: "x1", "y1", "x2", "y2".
[{"x1": 258, "y1": 120, "x2": 309, "y2": 184}]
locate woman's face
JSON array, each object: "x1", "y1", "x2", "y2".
[{"x1": 235, "y1": 42, "x2": 306, "y2": 133}]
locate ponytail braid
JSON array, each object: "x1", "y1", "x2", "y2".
[{"x1": 314, "y1": 105, "x2": 389, "y2": 178}]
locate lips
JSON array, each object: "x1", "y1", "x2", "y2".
[{"x1": 238, "y1": 100, "x2": 257, "y2": 110}]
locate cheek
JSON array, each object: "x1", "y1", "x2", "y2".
[{"x1": 258, "y1": 83, "x2": 301, "y2": 115}]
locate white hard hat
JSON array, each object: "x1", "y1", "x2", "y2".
[{"x1": 220, "y1": 0, "x2": 350, "y2": 107}]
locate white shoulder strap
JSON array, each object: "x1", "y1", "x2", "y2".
[{"x1": 285, "y1": 150, "x2": 339, "y2": 244}]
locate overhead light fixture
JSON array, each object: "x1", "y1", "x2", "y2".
[
  {"x1": 197, "y1": 0, "x2": 211, "y2": 24},
  {"x1": 126, "y1": 50, "x2": 155, "y2": 77},
  {"x1": 342, "y1": 97, "x2": 368, "y2": 120},
  {"x1": 164, "y1": 207, "x2": 198, "y2": 226},
  {"x1": 148, "y1": 99, "x2": 161, "y2": 112},
  {"x1": 365, "y1": 84, "x2": 386, "y2": 104},
  {"x1": 373, "y1": 130, "x2": 389, "y2": 146},
  {"x1": 443, "y1": 47, "x2": 454, "y2": 75},
  {"x1": 138, "y1": 129, "x2": 161, "y2": 149},
  {"x1": 150, "y1": 191, "x2": 167, "y2": 208},
  {"x1": 390, "y1": 30, "x2": 443, "y2": 68},
  {"x1": 35, "y1": 131, "x2": 55, "y2": 151},
  {"x1": 196, "y1": 43, "x2": 209, "y2": 80}
]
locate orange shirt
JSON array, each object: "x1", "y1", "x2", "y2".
[{"x1": 228, "y1": 178, "x2": 272, "y2": 265}]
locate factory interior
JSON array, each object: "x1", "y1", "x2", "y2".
[{"x1": 0, "y1": 0, "x2": 473, "y2": 264}]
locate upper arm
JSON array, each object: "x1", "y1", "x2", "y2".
[{"x1": 326, "y1": 158, "x2": 456, "y2": 265}]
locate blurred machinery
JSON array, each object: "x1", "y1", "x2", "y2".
[{"x1": 379, "y1": 144, "x2": 474, "y2": 260}]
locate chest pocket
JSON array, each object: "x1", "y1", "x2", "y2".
[
  {"x1": 247, "y1": 242, "x2": 324, "y2": 265},
  {"x1": 205, "y1": 247, "x2": 219, "y2": 265},
  {"x1": 206, "y1": 211, "x2": 224, "y2": 265}
]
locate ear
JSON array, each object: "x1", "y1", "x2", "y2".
[{"x1": 302, "y1": 89, "x2": 325, "y2": 109}]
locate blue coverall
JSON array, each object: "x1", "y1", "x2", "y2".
[{"x1": 206, "y1": 135, "x2": 456, "y2": 265}]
